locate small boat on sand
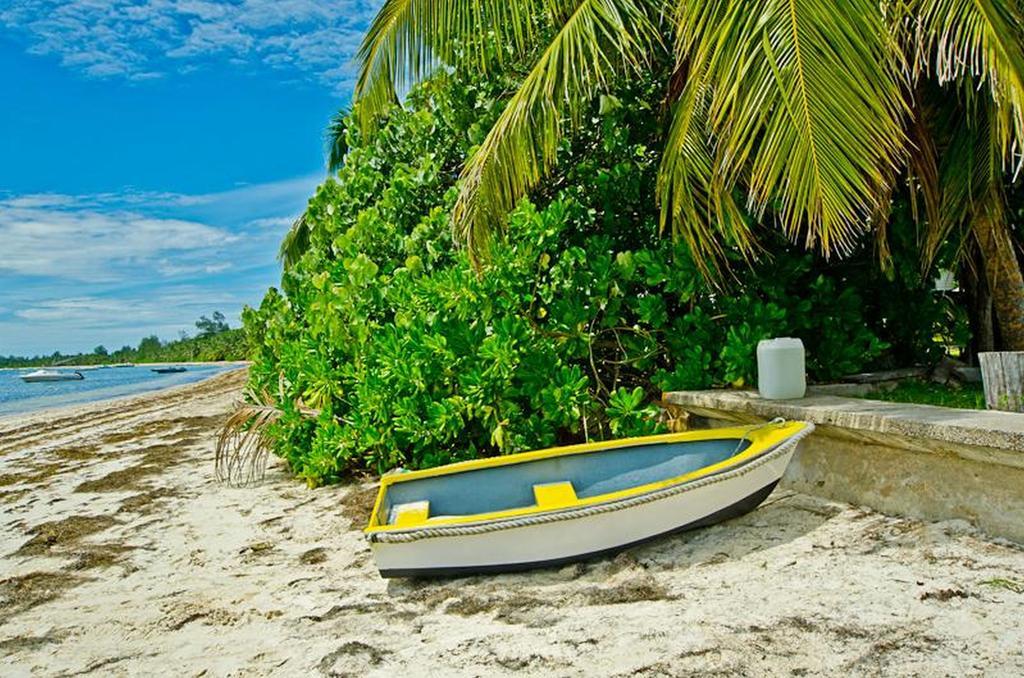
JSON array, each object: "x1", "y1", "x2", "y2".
[
  {"x1": 21, "y1": 369, "x2": 85, "y2": 383},
  {"x1": 151, "y1": 366, "x2": 187, "y2": 374},
  {"x1": 365, "y1": 420, "x2": 813, "y2": 577}
]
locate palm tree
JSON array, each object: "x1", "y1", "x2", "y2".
[
  {"x1": 278, "y1": 108, "x2": 351, "y2": 271},
  {"x1": 353, "y1": 0, "x2": 1024, "y2": 350},
  {"x1": 327, "y1": 107, "x2": 350, "y2": 174}
]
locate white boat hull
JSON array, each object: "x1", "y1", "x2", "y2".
[
  {"x1": 21, "y1": 372, "x2": 85, "y2": 383},
  {"x1": 369, "y1": 441, "x2": 795, "y2": 577}
]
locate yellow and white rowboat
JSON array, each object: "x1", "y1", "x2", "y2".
[{"x1": 365, "y1": 420, "x2": 814, "y2": 577}]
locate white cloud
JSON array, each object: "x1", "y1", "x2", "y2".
[
  {"x1": 1, "y1": 0, "x2": 384, "y2": 92},
  {"x1": 155, "y1": 259, "x2": 233, "y2": 276},
  {"x1": 13, "y1": 289, "x2": 241, "y2": 326},
  {"x1": 15, "y1": 296, "x2": 163, "y2": 323},
  {"x1": 0, "y1": 205, "x2": 236, "y2": 282},
  {"x1": 246, "y1": 216, "x2": 295, "y2": 230},
  {"x1": 0, "y1": 169, "x2": 322, "y2": 354},
  {"x1": 0, "y1": 171, "x2": 320, "y2": 227},
  {"x1": 0, "y1": 172, "x2": 319, "y2": 286},
  {"x1": 0, "y1": 194, "x2": 79, "y2": 209}
]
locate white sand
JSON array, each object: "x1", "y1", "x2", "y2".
[{"x1": 2, "y1": 369, "x2": 1024, "y2": 677}]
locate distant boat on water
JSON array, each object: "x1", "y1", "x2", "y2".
[
  {"x1": 151, "y1": 366, "x2": 187, "y2": 374},
  {"x1": 21, "y1": 369, "x2": 85, "y2": 383}
]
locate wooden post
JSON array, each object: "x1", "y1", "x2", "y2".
[{"x1": 979, "y1": 352, "x2": 1024, "y2": 412}]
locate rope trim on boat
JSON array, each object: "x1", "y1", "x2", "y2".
[{"x1": 367, "y1": 422, "x2": 815, "y2": 544}]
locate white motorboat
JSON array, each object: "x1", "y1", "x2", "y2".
[{"x1": 21, "y1": 369, "x2": 86, "y2": 383}]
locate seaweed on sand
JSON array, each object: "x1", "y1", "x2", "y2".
[
  {"x1": 16, "y1": 515, "x2": 118, "y2": 557},
  {"x1": 0, "y1": 571, "x2": 83, "y2": 619}
]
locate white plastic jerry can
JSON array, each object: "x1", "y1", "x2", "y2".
[{"x1": 756, "y1": 337, "x2": 806, "y2": 400}]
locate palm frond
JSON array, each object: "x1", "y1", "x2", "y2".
[
  {"x1": 216, "y1": 388, "x2": 323, "y2": 486},
  {"x1": 922, "y1": 93, "x2": 1005, "y2": 267},
  {"x1": 453, "y1": 0, "x2": 659, "y2": 259},
  {"x1": 326, "y1": 108, "x2": 350, "y2": 173},
  {"x1": 917, "y1": 0, "x2": 1024, "y2": 172},
  {"x1": 278, "y1": 213, "x2": 311, "y2": 270},
  {"x1": 353, "y1": 0, "x2": 543, "y2": 131},
  {"x1": 662, "y1": 0, "x2": 908, "y2": 266},
  {"x1": 905, "y1": 87, "x2": 944, "y2": 232},
  {"x1": 215, "y1": 391, "x2": 283, "y2": 487},
  {"x1": 657, "y1": 72, "x2": 753, "y2": 277}
]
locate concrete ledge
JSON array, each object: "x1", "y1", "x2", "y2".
[{"x1": 663, "y1": 389, "x2": 1024, "y2": 543}]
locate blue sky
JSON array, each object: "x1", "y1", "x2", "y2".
[{"x1": 0, "y1": 0, "x2": 382, "y2": 356}]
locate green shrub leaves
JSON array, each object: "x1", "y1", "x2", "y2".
[{"x1": 243, "y1": 71, "x2": 961, "y2": 485}]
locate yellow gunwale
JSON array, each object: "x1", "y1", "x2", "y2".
[{"x1": 364, "y1": 421, "x2": 808, "y2": 533}]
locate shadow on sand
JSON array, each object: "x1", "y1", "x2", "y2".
[{"x1": 383, "y1": 489, "x2": 842, "y2": 614}]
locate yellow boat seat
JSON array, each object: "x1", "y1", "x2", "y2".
[
  {"x1": 390, "y1": 500, "x2": 430, "y2": 527},
  {"x1": 533, "y1": 481, "x2": 578, "y2": 509}
]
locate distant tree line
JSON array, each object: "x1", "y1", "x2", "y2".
[{"x1": 0, "y1": 312, "x2": 248, "y2": 368}]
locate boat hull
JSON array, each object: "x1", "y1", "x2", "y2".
[
  {"x1": 21, "y1": 373, "x2": 85, "y2": 383},
  {"x1": 369, "y1": 440, "x2": 795, "y2": 578}
]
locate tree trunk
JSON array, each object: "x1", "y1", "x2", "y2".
[
  {"x1": 977, "y1": 282, "x2": 997, "y2": 354},
  {"x1": 963, "y1": 246, "x2": 996, "y2": 363},
  {"x1": 974, "y1": 213, "x2": 1024, "y2": 351},
  {"x1": 979, "y1": 351, "x2": 1024, "y2": 412}
]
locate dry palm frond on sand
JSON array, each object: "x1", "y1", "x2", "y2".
[
  {"x1": 216, "y1": 387, "x2": 321, "y2": 487},
  {"x1": 215, "y1": 394, "x2": 281, "y2": 487}
]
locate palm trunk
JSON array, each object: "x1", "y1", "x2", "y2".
[
  {"x1": 974, "y1": 213, "x2": 1024, "y2": 351},
  {"x1": 964, "y1": 245, "x2": 996, "y2": 361}
]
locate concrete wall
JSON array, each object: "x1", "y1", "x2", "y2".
[
  {"x1": 782, "y1": 425, "x2": 1024, "y2": 543},
  {"x1": 668, "y1": 391, "x2": 1024, "y2": 545}
]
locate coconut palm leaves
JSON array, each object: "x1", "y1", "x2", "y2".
[
  {"x1": 454, "y1": 0, "x2": 658, "y2": 254},
  {"x1": 356, "y1": 0, "x2": 659, "y2": 254},
  {"x1": 354, "y1": 0, "x2": 545, "y2": 130},
  {"x1": 354, "y1": 0, "x2": 1024, "y2": 271},
  {"x1": 327, "y1": 108, "x2": 349, "y2": 173},
  {"x1": 917, "y1": 0, "x2": 1024, "y2": 170},
  {"x1": 216, "y1": 390, "x2": 283, "y2": 487},
  {"x1": 217, "y1": 387, "x2": 324, "y2": 486},
  {"x1": 663, "y1": 0, "x2": 908, "y2": 266},
  {"x1": 911, "y1": 0, "x2": 1024, "y2": 348},
  {"x1": 909, "y1": 0, "x2": 1024, "y2": 270},
  {"x1": 278, "y1": 213, "x2": 311, "y2": 270}
]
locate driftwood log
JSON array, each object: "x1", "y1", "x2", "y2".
[{"x1": 979, "y1": 352, "x2": 1024, "y2": 413}]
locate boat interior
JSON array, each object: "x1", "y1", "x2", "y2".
[{"x1": 376, "y1": 437, "x2": 752, "y2": 528}]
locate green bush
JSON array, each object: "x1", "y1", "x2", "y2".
[{"x1": 244, "y1": 71, "x2": 962, "y2": 486}]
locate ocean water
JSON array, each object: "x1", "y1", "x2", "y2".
[{"x1": 0, "y1": 365, "x2": 235, "y2": 417}]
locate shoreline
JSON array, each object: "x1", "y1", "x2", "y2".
[{"x1": 0, "y1": 366, "x2": 248, "y2": 426}]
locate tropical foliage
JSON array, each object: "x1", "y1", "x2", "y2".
[
  {"x1": 353, "y1": 0, "x2": 1024, "y2": 348},
  {"x1": 241, "y1": 71, "x2": 961, "y2": 486}
]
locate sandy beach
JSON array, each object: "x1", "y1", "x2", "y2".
[{"x1": 2, "y1": 370, "x2": 1024, "y2": 676}]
